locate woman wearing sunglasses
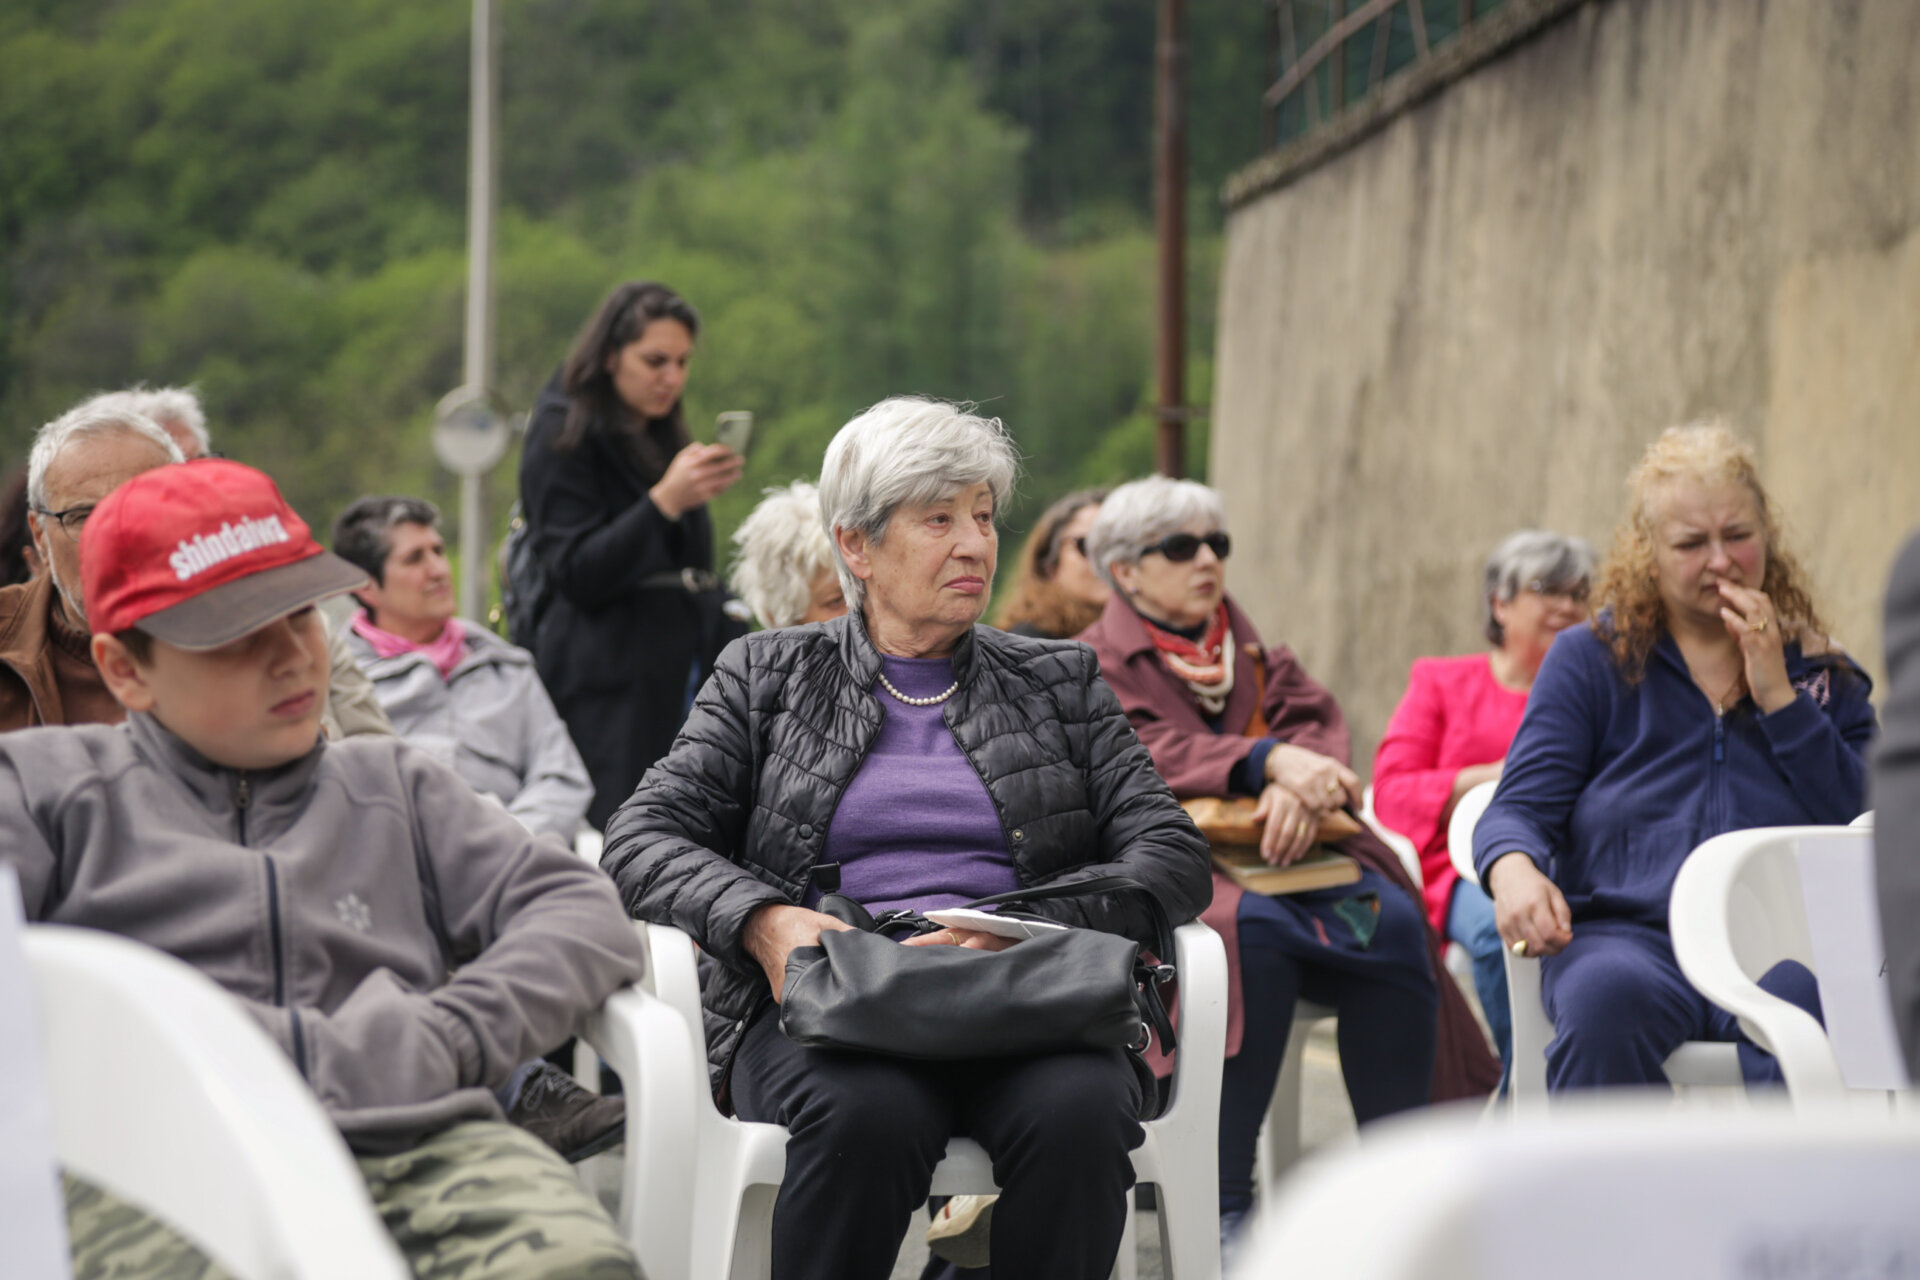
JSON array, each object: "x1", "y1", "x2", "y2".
[{"x1": 1077, "y1": 476, "x2": 1498, "y2": 1257}]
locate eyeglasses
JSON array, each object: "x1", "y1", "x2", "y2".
[
  {"x1": 1526, "y1": 579, "x2": 1590, "y2": 605},
  {"x1": 1140, "y1": 531, "x2": 1231, "y2": 563},
  {"x1": 31, "y1": 503, "x2": 97, "y2": 537}
]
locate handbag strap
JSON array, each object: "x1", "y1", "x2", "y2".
[{"x1": 962, "y1": 874, "x2": 1182, "y2": 1053}]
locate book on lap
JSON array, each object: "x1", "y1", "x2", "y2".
[{"x1": 1210, "y1": 847, "x2": 1362, "y2": 896}]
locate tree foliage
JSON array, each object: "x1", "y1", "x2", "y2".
[{"x1": 1, "y1": 0, "x2": 1263, "y2": 548}]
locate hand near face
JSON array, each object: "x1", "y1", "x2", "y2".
[
  {"x1": 1716, "y1": 580, "x2": 1795, "y2": 713},
  {"x1": 650, "y1": 442, "x2": 745, "y2": 521}
]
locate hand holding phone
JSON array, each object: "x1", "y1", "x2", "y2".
[{"x1": 715, "y1": 410, "x2": 754, "y2": 457}]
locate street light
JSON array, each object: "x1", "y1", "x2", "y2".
[{"x1": 436, "y1": 0, "x2": 501, "y2": 622}]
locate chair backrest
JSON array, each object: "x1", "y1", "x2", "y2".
[
  {"x1": 25, "y1": 925, "x2": 407, "y2": 1280},
  {"x1": 1446, "y1": 780, "x2": 1499, "y2": 888},
  {"x1": 1235, "y1": 1098, "x2": 1920, "y2": 1280},
  {"x1": 1671, "y1": 826, "x2": 1910, "y2": 1096},
  {"x1": 1360, "y1": 783, "x2": 1424, "y2": 888},
  {"x1": 0, "y1": 872, "x2": 68, "y2": 1277}
]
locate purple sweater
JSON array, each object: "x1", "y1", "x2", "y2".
[{"x1": 819, "y1": 655, "x2": 1019, "y2": 913}]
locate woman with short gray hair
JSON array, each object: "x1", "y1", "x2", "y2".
[
  {"x1": 1081, "y1": 475, "x2": 1493, "y2": 1254},
  {"x1": 605, "y1": 399, "x2": 1210, "y2": 1280},
  {"x1": 728, "y1": 481, "x2": 846, "y2": 629},
  {"x1": 1372, "y1": 527, "x2": 1595, "y2": 1078}
]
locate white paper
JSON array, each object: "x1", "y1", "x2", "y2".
[
  {"x1": 921, "y1": 908, "x2": 1070, "y2": 941},
  {"x1": 1797, "y1": 831, "x2": 1914, "y2": 1090},
  {"x1": 0, "y1": 866, "x2": 72, "y2": 1278}
]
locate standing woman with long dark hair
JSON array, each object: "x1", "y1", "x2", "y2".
[{"x1": 519, "y1": 281, "x2": 744, "y2": 829}]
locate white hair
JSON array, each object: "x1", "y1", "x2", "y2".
[
  {"x1": 1483, "y1": 529, "x2": 1597, "y2": 645},
  {"x1": 730, "y1": 481, "x2": 837, "y2": 629},
  {"x1": 27, "y1": 397, "x2": 185, "y2": 512},
  {"x1": 1081, "y1": 475, "x2": 1229, "y2": 590},
  {"x1": 817, "y1": 397, "x2": 1020, "y2": 612},
  {"x1": 87, "y1": 385, "x2": 210, "y2": 457}
]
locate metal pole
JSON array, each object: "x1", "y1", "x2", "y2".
[
  {"x1": 1154, "y1": 0, "x2": 1188, "y2": 479},
  {"x1": 459, "y1": 0, "x2": 498, "y2": 621}
]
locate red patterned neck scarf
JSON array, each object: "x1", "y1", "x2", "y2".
[{"x1": 1140, "y1": 602, "x2": 1235, "y2": 716}]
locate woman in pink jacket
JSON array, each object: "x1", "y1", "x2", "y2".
[{"x1": 1372, "y1": 529, "x2": 1595, "y2": 1073}]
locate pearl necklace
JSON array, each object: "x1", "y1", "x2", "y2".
[{"x1": 876, "y1": 671, "x2": 959, "y2": 706}]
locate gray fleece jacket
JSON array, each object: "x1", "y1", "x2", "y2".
[
  {"x1": 342, "y1": 619, "x2": 591, "y2": 840},
  {"x1": 0, "y1": 712, "x2": 644, "y2": 1153}
]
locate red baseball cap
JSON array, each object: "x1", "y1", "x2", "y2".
[{"x1": 81, "y1": 459, "x2": 368, "y2": 650}]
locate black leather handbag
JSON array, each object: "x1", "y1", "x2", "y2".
[{"x1": 776, "y1": 875, "x2": 1180, "y2": 1067}]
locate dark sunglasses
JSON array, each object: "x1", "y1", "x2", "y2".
[{"x1": 1140, "y1": 531, "x2": 1230, "y2": 563}]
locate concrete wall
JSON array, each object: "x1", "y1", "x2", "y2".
[{"x1": 1212, "y1": 0, "x2": 1920, "y2": 775}]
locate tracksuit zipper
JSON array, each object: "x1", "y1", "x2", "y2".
[
  {"x1": 234, "y1": 775, "x2": 284, "y2": 1003},
  {"x1": 237, "y1": 773, "x2": 307, "y2": 1073}
]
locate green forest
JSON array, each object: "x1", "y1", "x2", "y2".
[{"x1": 0, "y1": 0, "x2": 1267, "y2": 554}]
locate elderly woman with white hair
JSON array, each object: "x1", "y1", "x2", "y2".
[
  {"x1": 728, "y1": 480, "x2": 847, "y2": 629},
  {"x1": 1372, "y1": 529, "x2": 1596, "y2": 1076},
  {"x1": 604, "y1": 399, "x2": 1211, "y2": 1280},
  {"x1": 1078, "y1": 476, "x2": 1498, "y2": 1253}
]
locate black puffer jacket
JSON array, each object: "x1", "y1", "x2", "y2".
[{"x1": 602, "y1": 612, "x2": 1213, "y2": 1092}]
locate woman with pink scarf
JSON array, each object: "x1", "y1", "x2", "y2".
[{"x1": 332, "y1": 495, "x2": 592, "y2": 843}]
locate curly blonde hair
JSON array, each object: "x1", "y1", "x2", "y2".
[{"x1": 1593, "y1": 420, "x2": 1826, "y2": 681}]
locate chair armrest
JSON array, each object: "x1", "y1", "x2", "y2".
[
  {"x1": 1670, "y1": 833, "x2": 1848, "y2": 1099},
  {"x1": 580, "y1": 973, "x2": 702, "y2": 1280},
  {"x1": 1163, "y1": 921, "x2": 1227, "y2": 1118},
  {"x1": 1447, "y1": 781, "x2": 1499, "y2": 889}
]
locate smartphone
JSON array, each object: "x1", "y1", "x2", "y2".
[{"x1": 715, "y1": 410, "x2": 754, "y2": 457}]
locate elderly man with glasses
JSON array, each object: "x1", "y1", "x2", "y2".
[{"x1": 0, "y1": 397, "x2": 184, "y2": 730}]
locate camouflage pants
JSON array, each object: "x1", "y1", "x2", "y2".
[{"x1": 64, "y1": 1120, "x2": 640, "y2": 1280}]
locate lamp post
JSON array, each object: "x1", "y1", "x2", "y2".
[
  {"x1": 441, "y1": 0, "x2": 503, "y2": 622},
  {"x1": 1154, "y1": 0, "x2": 1188, "y2": 479}
]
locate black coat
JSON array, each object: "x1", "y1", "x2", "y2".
[
  {"x1": 602, "y1": 612, "x2": 1214, "y2": 1093},
  {"x1": 518, "y1": 379, "x2": 714, "y2": 829}
]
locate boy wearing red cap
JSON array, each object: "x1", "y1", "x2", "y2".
[{"x1": 0, "y1": 461, "x2": 646, "y2": 1279}]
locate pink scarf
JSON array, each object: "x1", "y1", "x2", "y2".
[{"x1": 351, "y1": 611, "x2": 467, "y2": 681}]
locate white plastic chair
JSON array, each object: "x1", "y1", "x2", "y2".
[
  {"x1": 1670, "y1": 824, "x2": 1910, "y2": 1107},
  {"x1": 1232, "y1": 1095, "x2": 1920, "y2": 1280},
  {"x1": 24, "y1": 925, "x2": 408, "y2": 1280},
  {"x1": 1447, "y1": 781, "x2": 1739, "y2": 1111},
  {"x1": 578, "y1": 967, "x2": 707, "y2": 1280},
  {"x1": 1359, "y1": 783, "x2": 1423, "y2": 889},
  {"x1": 612, "y1": 918, "x2": 1228, "y2": 1280},
  {"x1": 1252, "y1": 1002, "x2": 1336, "y2": 1197}
]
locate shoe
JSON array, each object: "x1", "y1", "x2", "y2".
[
  {"x1": 1219, "y1": 1204, "x2": 1250, "y2": 1272},
  {"x1": 926, "y1": 1193, "x2": 996, "y2": 1268},
  {"x1": 507, "y1": 1061, "x2": 625, "y2": 1162}
]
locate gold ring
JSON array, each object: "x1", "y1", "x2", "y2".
[
  {"x1": 1511, "y1": 938, "x2": 1529, "y2": 957},
  {"x1": 945, "y1": 929, "x2": 959, "y2": 945},
  {"x1": 1297, "y1": 819, "x2": 1312, "y2": 838},
  {"x1": 1325, "y1": 780, "x2": 1341, "y2": 795},
  {"x1": 1752, "y1": 617, "x2": 1768, "y2": 633}
]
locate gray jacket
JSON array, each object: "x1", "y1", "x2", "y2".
[
  {"x1": 0, "y1": 712, "x2": 644, "y2": 1152},
  {"x1": 343, "y1": 621, "x2": 591, "y2": 840}
]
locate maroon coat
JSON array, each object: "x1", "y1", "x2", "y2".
[{"x1": 1078, "y1": 592, "x2": 1500, "y2": 1102}]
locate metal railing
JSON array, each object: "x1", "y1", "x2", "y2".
[{"x1": 1263, "y1": 0, "x2": 1505, "y2": 150}]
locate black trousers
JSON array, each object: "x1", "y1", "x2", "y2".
[{"x1": 732, "y1": 1009, "x2": 1145, "y2": 1280}]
